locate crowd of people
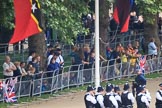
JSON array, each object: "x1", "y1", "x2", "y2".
[
  {"x1": 2, "y1": 34, "x2": 158, "y2": 81},
  {"x1": 84, "y1": 69, "x2": 162, "y2": 108},
  {"x1": 2, "y1": 45, "x2": 64, "y2": 81}
]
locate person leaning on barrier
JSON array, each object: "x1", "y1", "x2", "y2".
[
  {"x1": 20, "y1": 62, "x2": 28, "y2": 76},
  {"x1": 3, "y1": 56, "x2": 16, "y2": 79},
  {"x1": 121, "y1": 83, "x2": 135, "y2": 108},
  {"x1": 136, "y1": 85, "x2": 150, "y2": 108},
  {"x1": 114, "y1": 85, "x2": 122, "y2": 108},
  {"x1": 84, "y1": 85, "x2": 97, "y2": 108},
  {"x1": 155, "y1": 83, "x2": 162, "y2": 108},
  {"x1": 95, "y1": 86, "x2": 105, "y2": 108},
  {"x1": 104, "y1": 84, "x2": 118, "y2": 108}
]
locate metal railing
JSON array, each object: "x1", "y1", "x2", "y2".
[{"x1": 0, "y1": 56, "x2": 161, "y2": 102}]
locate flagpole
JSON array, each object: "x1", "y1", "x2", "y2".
[{"x1": 95, "y1": 0, "x2": 100, "y2": 88}]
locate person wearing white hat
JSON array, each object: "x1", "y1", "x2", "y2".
[{"x1": 155, "y1": 83, "x2": 162, "y2": 108}]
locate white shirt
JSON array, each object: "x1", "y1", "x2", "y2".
[
  {"x1": 3, "y1": 62, "x2": 15, "y2": 76},
  {"x1": 106, "y1": 92, "x2": 118, "y2": 108},
  {"x1": 96, "y1": 93, "x2": 105, "y2": 108},
  {"x1": 47, "y1": 55, "x2": 53, "y2": 66},
  {"x1": 86, "y1": 93, "x2": 97, "y2": 104},
  {"x1": 156, "y1": 90, "x2": 162, "y2": 101},
  {"x1": 138, "y1": 93, "x2": 150, "y2": 107},
  {"x1": 148, "y1": 42, "x2": 157, "y2": 55},
  {"x1": 123, "y1": 91, "x2": 135, "y2": 104},
  {"x1": 114, "y1": 93, "x2": 122, "y2": 103},
  {"x1": 27, "y1": 56, "x2": 32, "y2": 64},
  {"x1": 56, "y1": 55, "x2": 64, "y2": 65}
]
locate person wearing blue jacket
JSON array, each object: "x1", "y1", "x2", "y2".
[{"x1": 47, "y1": 52, "x2": 60, "y2": 77}]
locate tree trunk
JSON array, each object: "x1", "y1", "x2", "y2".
[
  {"x1": 28, "y1": 33, "x2": 46, "y2": 71},
  {"x1": 99, "y1": 0, "x2": 109, "y2": 56},
  {"x1": 144, "y1": 15, "x2": 160, "y2": 53}
]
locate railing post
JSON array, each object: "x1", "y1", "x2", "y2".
[
  {"x1": 61, "y1": 72, "x2": 63, "y2": 91},
  {"x1": 18, "y1": 76, "x2": 22, "y2": 99},
  {"x1": 40, "y1": 72, "x2": 44, "y2": 97},
  {"x1": 67, "y1": 69, "x2": 70, "y2": 89},
  {"x1": 81, "y1": 64, "x2": 84, "y2": 86},
  {"x1": 77, "y1": 64, "x2": 81, "y2": 87},
  {"x1": 128, "y1": 61, "x2": 131, "y2": 78},
  {"x1": 106, "y1": 60, "x2": 109, "y2": 81},
  {"x1": 91, "y1": 63, "x2": 95, "y2": 84}
]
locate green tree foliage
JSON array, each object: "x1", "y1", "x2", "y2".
[
  {"x1": 0, "y1": 0, "x2": 90, "y2": 44},
  {"x1": 136, "y1": 0, "x2": 162, "y2": 23},
  {"x1": 135, "y1": 0, "x2": 162, "y2": 48},
  {"x1": 41, "y1": 0, "x2": 90, "y2": 44},
  {"x1": 0, "y1": 0, "x2": 14, "y2": 29}
]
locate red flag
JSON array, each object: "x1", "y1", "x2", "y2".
[
  {"x1": 9, "y1": 0, "x2": 42, "y2": 44},
  {"x1": 113, "y1": 0, "x2": 133, "y2": 32}
]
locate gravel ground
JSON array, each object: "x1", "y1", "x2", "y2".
[{"x1": 10, "y1": 77, "x2": 162, "y2": 108}]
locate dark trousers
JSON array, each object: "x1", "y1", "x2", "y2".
[
  {"x1": 4, "y1": 75, "x2": 13, "y2": 83},
  {"x1": 4, "y1": 75, "x2": 12, "y2": 79},
  {"x1": 156, "y1": 104, "x2": 162, "y2": 108}
]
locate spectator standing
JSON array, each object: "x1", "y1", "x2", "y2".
[
  {"x1": 19, "y1": 61, "x2": 29, "y2": 80},
  {"x1": 27, "y1": 51, "x2": 36, "y2": 64},
  {"x1": 109, "y1": 47, "x2": 121, "y2": 65},
  {"x1": 20, "y1": 62, "x2": 28, "y2": 76},
  {"x1": 3, "y1": 56, "x2": 16, "y2": 79},
  {"x1": 46, "y1": 45, "x2": 53, "y2": 58},
  {"x1": 29, "y1": 57, "x2": 39, "y2": 74},
  {"x1": 56, "y1": 48, "x2": 64, "y2": 74},
  {"x1": 26, "y1": 64, "x2": 35, "y2": 76},
  {"x1": 148, "y1": 37, "x2": 158, "y2": 59},
  {"x1": 89, "y1": 50, "x2": 95, "y2": 67},
  {"x1": 29, "y1": 57, "x2": 40, "y2": 79},
  {"x1": 106, "y1": 45, "x2": 112, "y2": 60},
  {"x1": 155, "y1": 83, "x2": 162, "y2": 108},
  {"x1": 47, "y1": 50, "x2": 55, "y2": 66},
  {"x1": 71, "y1": 47, "x2": 89, "y2": 71},
  {"x1": 13, "y1": 61, "x2": 22, "y2": 77},
  {"x1": 83, "y1": 44, "x2": 91, "y2": 69},
  {"x1": 47, "y1": 53, "x2": 60, "y2": 77}
]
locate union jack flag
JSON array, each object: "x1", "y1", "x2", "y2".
[
  {"x1": 4, "y1": 78, "x2": 17, "y2": 103},
  {"x1": 139, "y1": 55, "x2": 147, "y2": 74}
]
